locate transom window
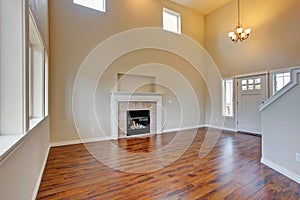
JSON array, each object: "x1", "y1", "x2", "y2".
[
  {"x1": 163, "y1": 8, "x2": 181, "y2": 34},
  {"x1": 73, "y1": 0, "x2": 106, "y2": 12},
  {"x1": 222, "y1": 79, "x2": 234, "y2": 117},
  {"x1": 273, "y1": 71, "x2": 291, "y2": 94},
  {"x1": 241, "y1": 77, "x2": 261, "y2": 91}
]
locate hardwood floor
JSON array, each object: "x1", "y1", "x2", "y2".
[{"x1": 37, "y1": 128, "x2": 300, "y2": 199}]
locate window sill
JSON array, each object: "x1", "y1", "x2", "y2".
[
  {"x1": 0, "y1": 134, "x2": 25, "y2": 161},
  {"x1": 0, "y1": 116, "x2": 47, "y2": 163},
  {"x1": 30, "y1": 117, "x2": 43, "y2": 129}
]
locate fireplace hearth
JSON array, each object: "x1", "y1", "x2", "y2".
[{"x1": 127, "y1": 110, "x2": 150, "y2": 136}]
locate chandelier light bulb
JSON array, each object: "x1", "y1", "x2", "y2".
[
  {"x1": 228, "y1": 32, "x2": 235, "y2": 38},
  {"x1": 237, "y1": 27, "x2": 243, "y2": 34},
  {"x1": 245, "y1": 28, "x2": 251, "y2": 35},
  {"x1": 241, "y1": 32, "x2": 246, "y2": 39},
  {"x1": 232, "y1": 34, "x2": 237, "y2": 41}
]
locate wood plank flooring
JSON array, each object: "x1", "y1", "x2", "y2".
[{"x1": 37, "y1": 128, "x2": 300, "y2": 199}]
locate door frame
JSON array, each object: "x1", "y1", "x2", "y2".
[{"x1": 234, "y1": 72, "x2": 269, "y2": 134}]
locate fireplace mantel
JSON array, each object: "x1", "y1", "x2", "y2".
[{"x1": 110, "y1": 92, "x2": 163, "y2": 139}]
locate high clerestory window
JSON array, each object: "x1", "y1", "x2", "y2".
[
  {"x1": 73, "y1": 0, "x2": 106, "y2": 12},
  {"x1": 163, "y1": 8, "x2": 181, "y2": 34}
]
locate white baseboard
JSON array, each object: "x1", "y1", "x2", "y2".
[
  {"x1": 50, "y1": 125, "x2": 236, "y2": 147},
  {"x1": 50, "y1": 136, "x2": 112, "y2": 147},
  {"x1": 206, "y1": 125, "x2": 237, "y2": 133},
  {"x1": 163, "y1": 124, "x2": 206, "y2": 133},
  {"x1": 31, "y1": 144, "x2": 50, "y2": 200},
  {"x1": 81, "y1": 137, "x2": 112, "y2": 143},
  {"x1": 50, "y1": 139, "x2": 82, "y2": 147},
  {"x1": 261, "y1": 157, "x2": 300, "y2": 184}
]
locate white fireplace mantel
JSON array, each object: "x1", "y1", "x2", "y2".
[{"x1": 110, "y1": 92, "x2": 163, "y2": 139}]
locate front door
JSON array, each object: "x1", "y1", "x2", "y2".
[{"x1": 237, "y1": 75, "x2": 267, "y2": 134}]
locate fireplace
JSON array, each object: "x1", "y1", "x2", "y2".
[
  {"x1": 127, "y1": 110, "x2": 150, "y2": 136},
  {"x1": 111, "y1": 92, "x2": 163, "y2": 139}
]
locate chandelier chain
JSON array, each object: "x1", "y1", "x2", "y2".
[
  {"x1": 238, "y1": 0, "x2": 240, "y2": 25},
  {"x1": 227, "y1": 0, "x2": 251, "y2": 42}
]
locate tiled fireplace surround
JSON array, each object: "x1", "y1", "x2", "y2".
[{"x1": 111, "y1": 92, "x2": 163, "y2": 139}]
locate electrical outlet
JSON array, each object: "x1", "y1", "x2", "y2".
[{"x1": 296, "y1": 153, "x2": 300, "y2": 163}]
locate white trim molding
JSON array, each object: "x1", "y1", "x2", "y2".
[
  {"x1": 50, "y1": 136, "x2": 111, "y2": 147},
  {"x1": 163, "y1": 125, "x2": 206, "y2": 133},
  {"x1": 51, "y1": 139, "x2": 82, "y2": 147},
  {"x1": 206, "y1": 125, "x2": 237, "y2": 133},
  {"x1": 51, "y1": 126, "x2": 241, "y2": 148},
  {"x1": 261, "y1": 157, "x2": 300, "y2": 184},
  {"x1": 31, "y1": 145, "x2": 50, "y2": 200}
]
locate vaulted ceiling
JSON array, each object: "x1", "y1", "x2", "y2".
[{"x1": 170, "y1": 0, "x2": 232, "y2": 15}]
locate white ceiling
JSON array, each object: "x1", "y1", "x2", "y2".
[{"x1": 170, "y1": 0, "x2": 232, "y2": 15}]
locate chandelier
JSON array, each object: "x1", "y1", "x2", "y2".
[{"x1": 228, "y1": 0, "x2": 251, "y2": 42}]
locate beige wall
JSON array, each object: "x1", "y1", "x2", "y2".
[
  {"x1": 50, "y1": 0, "x2": 205, "y2": 142},
  {"x1": 205, "y1": 0, "x2": 300, "y2": 77}
]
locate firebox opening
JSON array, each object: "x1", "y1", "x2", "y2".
[{"x1": 127, "y1": 110, "x2": 150, "y2": 136}]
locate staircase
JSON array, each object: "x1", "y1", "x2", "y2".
[{"x1": 259, "y1": 66, "x2": 300, "y2": 184}]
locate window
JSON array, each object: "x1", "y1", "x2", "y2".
[
  {"x1": 29, "y1": 13, "x2": 46, "y2": 128},
  {"x1": 163, "y1": 8, "x2": 181, "y2": 34},
  {"x1": 273, "y1": 71, "x2": 291, "y2": 94},
  {"x1": 73, "y1": 0, "x2": 106, "y2": 12},
  {"x1": 222, "y1": 79, "x2": 234, "y2": 117},
  {"x1": 241, "y1": 77, "x2": 261, "y2": 91},
  {"x1": 0, "y1": 2, "x2": 48, "y2": 159}
]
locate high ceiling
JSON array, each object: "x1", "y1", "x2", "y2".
[{"x1": 170, "y1": 0, "x2": 232, "y2": 15}]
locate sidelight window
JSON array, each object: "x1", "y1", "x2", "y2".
[{"x1": 222, "y1": 79, "x2": 234, "y2": 117}]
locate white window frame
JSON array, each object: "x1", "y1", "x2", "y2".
[
  {"x1": 29, "y1": 11, "x2": 46, "y2": 128},
  {"x1": 163, "y1": 8, "x2": 181, "y2": 34},
  {"x1": 73, "y1": 0, "x2": 106, "y2": 12},
  {"x1": 272, "y1": 70, "x2": 291, "y2": 94},
  {"x1": 44, "y1": 52, "x2": 49, "y2": 117},
  {"x1": 222, "y1": 78, "x2": 234, "y2": 117}
]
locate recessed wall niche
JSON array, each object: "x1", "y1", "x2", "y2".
[{"x1": 117, "y1": 73, "x2": 156, "y2": 93}]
